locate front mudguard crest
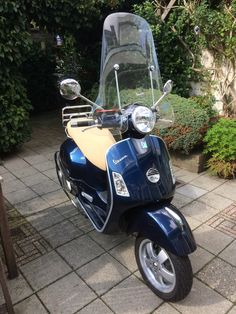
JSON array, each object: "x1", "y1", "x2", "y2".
[{"x1": 127, "y1": 205, "x2": 196, "y2": 256}]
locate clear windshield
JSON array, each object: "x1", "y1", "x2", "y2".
[{"x1": 96, "y1": 13, "x2": 163, "y2": 109}]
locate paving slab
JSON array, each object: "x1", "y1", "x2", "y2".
[
  {"x1": 57, "y1": 234, "x2": 105, "y2": 269},
  {"x1": 40, "y1": 220, "x2": 82, "y2": 248},
  {"x1": 110, "y1": 237, "x2": 137, "y2": 272},
  {"x1": 206, "y1": 203, "x2": 236, "y2": 238},
  {"x1": 26, "y1": 207, "x2": 65, "y2": 231},
  {"x1": 23, "y1": 154, "x2": 48, "y2": 165},
  {"x1": 21, "y1": 173, "x2": 50, "y2": 186},
  {"x1": 14, "y1": 295, "x2": 47, "y2": 314},
  {"x1": 41, "y1": 189, "x2": 68, "y2": 206},
  {"x1": 214, "y1": 181, "x2": 236, "y2": 202},
  {"x1": 153, "y1": 303, "x2": 179, "y2": 314},
  {"x1": 5, "y1": 188, "x2": 38, "y2": 205},
  {"x1": 15, "y1": 197, "x2": 50, "y2": 216},
  {"x1": 193, "y1": 224, "x2": 234, "y2": 254},
  {"x1": 42, "y1": 168, "x2": 58, "y2": 181},
  {"x1": 0, "y1": 165, "x2": 8, "y2": 174},
  {"x1": 189, "y1": 246, "x2": 214, "y2": 274},
  {"x1": 175, "y1": 169, "x2": 201, "y2": 183},
  {"x1": 55, "y1": 201, "x2": 79, "y2": 218},
  {"x1": 219, "y1": 240, "x2": 236, "y2": 266},
  {"x1": 183, "y1": 215, "x2": 202, "y2": 231},
  {"x1": 17, "y1": 147, "x2": 37, "y2": 158},
  {"x1": 0, "y1": 274, "x2": 32, "y2": 305},
  {"x1": 172, "y1": 193, "x2": 193, "y2": 209},
  {"x1": 176, "y1": 184, "x2": 208, "y2": 199},
  {"x1": 11, "y1": 165, "x2": 39, "y2": 179},
  {"x1": 189, "y1": 174, "x2": 224, "y2": 191},
  {"x1": 78, "y1": 299, "x2": 113, "y2": 314},
  {"x1": 33, "y1": 160, "x2": 55, "y2": 172},
  {"x1": 181, "y1": 200, "x2": 219, "y2": 223},
  {"x1": 102, "y1": 275, "x2": 162, "y2": 314},
  {"x1": 89, "y1": 230, "x2": 127, "y2": 250},
  {"x1": 198, "y1": 192, "x2": 233, "y2": 211},
  {"x1": 197, "y1": 257, "x2": 236, "y2": 302},
  {"x1": 38, "y1": 272, "x2": 96, "y2": 314},
  {"x1": 31, "y1": 179, "x2": 60, "y2": 196},
  {"x1": 172, "y1": 278, "x2": 232, "y2": 314},
  {"x1": 20, "y1": 251, "x2": 71, "y2": 291},
  {"x1": 1, "y1": 171, "x2": 16, "y2": 182},
  {"x1": 77, "y1": 253, "x2": 130, "y2": 296},
  {"x1": 3, "y1": 157, "x2": 29, "y2": 171},
  {"x1": 228, "y1": 306, "x2": 236, "y2": 314},
  {"x1": 2, "y1": 179, "x2": 26, "y2": 194},
  {"x1": 69, "y1": 214, "x2": 94, "y2": 233}
]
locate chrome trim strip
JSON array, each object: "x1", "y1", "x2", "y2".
[{"x1": 73, "y1": 196, "x2": 103, "y2": 232}]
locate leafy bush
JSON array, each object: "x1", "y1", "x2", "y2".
[
  {"x1": 0, "y1": 79, "x2": 31, "y2": 153},
  {"x1": 204, "y1": 118, "x2": 236, "y2": 178},
  {"x1": 0, "y1": 1, "x2": 32, "y2": 154},
  {"x1": 190, "y1": 95, "x2": 217, "y2": 119},
  {"x1": 154, "y1": 94, "x2": 210, "y2": 154}
]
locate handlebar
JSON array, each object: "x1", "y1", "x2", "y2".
[{"x1": 70, "y1": 112, "x2": 121, "y2": 130}]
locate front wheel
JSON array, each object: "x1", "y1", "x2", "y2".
[{"x1": 135, "y1": 236, "x2": 193, "y2": 302}]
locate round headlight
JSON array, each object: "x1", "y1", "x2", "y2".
[{"x1": 131, "y1": 106, "x2": 156, "y2": 134}]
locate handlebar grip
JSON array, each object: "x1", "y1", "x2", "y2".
[
  {"x1": 101, "y1": 120, "x2": 121, "y2": 129},
  {"x1": 71, "y1": 120, "x2": 95, "y2": 127}
]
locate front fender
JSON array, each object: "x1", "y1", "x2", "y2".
[{"x1": 126, "y1": 204, "x2": 196, "y2": 256}]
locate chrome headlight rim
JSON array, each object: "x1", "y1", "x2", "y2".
[{"x1": 131, "y1": 106, "x2": 156, "y2": 134}]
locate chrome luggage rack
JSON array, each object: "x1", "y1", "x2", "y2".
[{"x1": 62, "y1": 105, "x2": 93, "y2": 127}]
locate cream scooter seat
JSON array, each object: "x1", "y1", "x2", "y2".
[{"x1": 67, "y1": 120, "x2": 116, "y2": 171}]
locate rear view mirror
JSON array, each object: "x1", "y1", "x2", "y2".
[
  {"x1": 60, "y1": 79, "x2": 81, "y2": 100},
  {"x1": 163, "y1": 80, "x2": 173, "y2": 95}
]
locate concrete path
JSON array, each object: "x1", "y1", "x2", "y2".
[{"x1": 0, "y1": 111, "x2": 235, "y2": 314}]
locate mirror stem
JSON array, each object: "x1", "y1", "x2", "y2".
[
  {"x1": 78, "y1": 94, "x2": 102, "y2": 110},
  {"x1": 151, "y1": 92, "x2": 167, "y2": 111}
]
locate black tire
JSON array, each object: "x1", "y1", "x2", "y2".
[{"x1": 135, "y1": 236, "x2": 193, "y2": 302}]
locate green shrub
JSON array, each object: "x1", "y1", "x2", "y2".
[
  {"x1": 154, "y1": 94, "x2": 210, "y2": 154},
  {"x1": 0, "y1": 1, "x2": 32, "y2": 154},
  {"x1": 190, "y1": 95, "x2": 217, "y2": 119},
  {"x1": 0, "y1": 79, "x2": 31, "y2": 153},
  {"x1": 204, "y1": 118, "x2": 236, "y2": 178}
]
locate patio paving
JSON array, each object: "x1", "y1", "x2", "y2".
[{"x1": 0, "y1": 111, "x2": 235, "y2": 314}]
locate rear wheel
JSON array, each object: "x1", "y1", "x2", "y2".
[{"x1": 135, "y1": 236, "x2": 193, "y2": 302}]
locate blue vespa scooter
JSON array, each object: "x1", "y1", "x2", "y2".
[{"x1": 55, "y1": 12, "x2": 196, "y2": 302}]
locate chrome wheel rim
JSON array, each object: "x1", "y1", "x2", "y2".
[{"x1": 139, "y1": 239, "x2": 176, "y2": 293}]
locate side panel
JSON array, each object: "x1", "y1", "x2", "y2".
[
  {"x1": 126, "y1": 205, "x2": 197, "y2": 256},
  {"x1": 60, "y1": 138, "x2": 106, "y2": 190}
]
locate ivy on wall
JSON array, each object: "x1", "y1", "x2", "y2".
[
  {"x1": 0, "y1": 1, "x2": 32, "y2": 153},
  {"x1": 191, "y1": 0, "x2": 236, "y2": 116}
]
